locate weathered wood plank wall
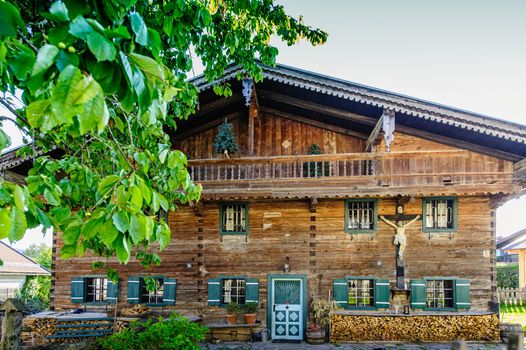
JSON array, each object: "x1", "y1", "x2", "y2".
[{"x1": 52, "y1": 196, "x2": 495, "y2": 324}]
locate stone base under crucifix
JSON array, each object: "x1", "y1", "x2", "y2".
[{"x1": 379, "y1": 198, "x2": 421, "y2": 289}]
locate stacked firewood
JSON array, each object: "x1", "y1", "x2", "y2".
[
  {"x1": 330, "y1": 314, "x2": 500, "y2": 342},
  {"x1": 120, "y1": 304, "x2": 151, "y2": 317},
  {"x1": 21, "y1": 316, "x2": 57, "y2": 345}
]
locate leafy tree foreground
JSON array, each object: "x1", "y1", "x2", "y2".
[{"x1": 0, "y1": 0, "x2": 327, "y2": 278}]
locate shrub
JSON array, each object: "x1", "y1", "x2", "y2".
[
  {"x1": 226, "y1": 301, "x2": 241, "y2": 315},
  {"x1": 497, "y1": 264, "x2": 519, "y2": 289},
  {"x1": 98, "y1": 313, "x2": 207, "y2": 350},
  {"x1": 244, "y1": 302, "x2": 258, "y2": 314}
]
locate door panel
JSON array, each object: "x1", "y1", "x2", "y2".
[{"x1": 271, "y1": 278, "x2": 303, "y2": 340}]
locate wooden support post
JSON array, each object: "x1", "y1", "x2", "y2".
[
  {"x1": 365, "y1": 115, "x2": 384, "y2": 152},
  {"x1": 247, "y1": 82, "x2": 259, "y2": 156}
]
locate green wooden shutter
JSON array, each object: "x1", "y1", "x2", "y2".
[
  {"x1": 107, "y1": 279, "x2": 118, "y2": 304},
  {"x1": 410, "y1": 279, "x2": 426, "y2": 309},
  {"x1": 245, "y1": 278, "x2": 259, "y2": 304},
  {"x1": 333, "y1": 278, "x2": 348, "y2": 307},
  {"x1": 71, "y1": 277, "x2": 85, "y2": 303},
  {"x1": 208, "y1": 278, "x2": 221, "y2": 306},
  {"x1": 454, "y1": 279, "x2": 471, "y2": 309},
  {"x1": 374, "y1": 279, "x2": 390, "y2": 309},
  {"x1": 163, "y1": 278, "x2": 177, "y2": 305},
  {"x1": 127, "y1": 277, "x2": 140, "y2": 304}
]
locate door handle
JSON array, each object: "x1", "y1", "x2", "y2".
[
  {"x1": 273, "y1": 305, "x2": 276, "y2": 312},
  {"x1": 285, "y1": 306, "x2": 289, "y2": 310}
]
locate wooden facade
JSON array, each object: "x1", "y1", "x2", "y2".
[{"x1": 21, "y1": 63, "x2": 526, "y2": 341}]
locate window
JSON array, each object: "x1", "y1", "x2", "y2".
[
  {"x1": 423, "y1": 197, "x2": 457, "y2": 232},
  {"x1": 220, "y1": 203, "x2": 248, "y2": 234},
  {"x1": 140, "y1": 277, "x2": 164, "y2": 304},
  {"x1": 221, "y1": 278, "x2": 246, "y2": 305},
  {"x1": 347, "y1": 279, "x2": 375, "y2": 307},
  {"x1": 426, "y1": 279, "x2": 454, "y2": 308},
  {"x1": 345, "y1": 199, "x2": 377, "y2": 233},
  {"x1": 84, "y1": 277, "x2": 107, "y2": 303}
]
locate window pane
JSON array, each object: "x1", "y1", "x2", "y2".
[
  {"x1": 426, "y1": 279, "x2": 454, "y2": 308},
  {"x1": 140, "y1": 278, "x2": 164, "y2": 304},
  {"x1": 425, "y1": 199, "x2": 455, "y2": 230},
  {"x1": 347, "y1": 201, "x2": 375, "y2": 231},
  {"x1": 348, "y1": 279, "x2": 374, "y2": 307},
  {"x1": 221, "y1": 204, "x2": 247, "y2": 233},
  {"x1": 222, "y1": 279, "x2": 246, "y2": 305},
  {"x1": 84, "y1": 277, "x2": 107, "y2": 303}
]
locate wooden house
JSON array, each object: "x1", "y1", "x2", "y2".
[{"x1": 2, "y1": 63, "x2": 526, "y2": 342}]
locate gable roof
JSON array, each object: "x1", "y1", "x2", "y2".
[
  {"x1": 0, "y1": 241, "x2": 50, "y2": 276},
  {"x1": 190, "y1": 62, "x2": 526, "y2": 161}
]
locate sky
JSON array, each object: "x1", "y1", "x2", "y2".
[{"x1": 2, "y1": 0, "x2": 526, "y2": 250}]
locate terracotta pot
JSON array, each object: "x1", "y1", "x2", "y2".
[
  {"x1": 306, "y1": 328, "x2": 326, "y2": 345},
  {"x1": 226, "y1": 314, "x2": 237, "y2": 325},
  {"x1": 244, "y1": 313, "x2": 256, "y2": 325}
]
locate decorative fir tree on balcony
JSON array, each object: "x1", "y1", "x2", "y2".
[{"x1": 213, "y1": 119, "x2": 239, "y2": 158}]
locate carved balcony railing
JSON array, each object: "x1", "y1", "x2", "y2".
[{"x1": 187, "y1": 150, "x2": 515, "y2": 190}]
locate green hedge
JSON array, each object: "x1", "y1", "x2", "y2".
[{"x1": 497, "y1": 264, "x2": 519, "y2": 289}]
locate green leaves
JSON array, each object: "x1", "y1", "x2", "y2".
[
  {"x1": 0, "y1": 209, "x2": 11, "y2": 239},
  {"x1": 0, "y1": 0, "x2": 25, "y2": 39},
  {"x1": 49, "y1": 1, "x2": 70, "y2": 22},
  {"x1": 0, "y1": 128, "x2": 11, "y2": 151},
  {"x1": 32, "y1": 45, "x2": 59, "y2": 76},
  {"x1": 115, "y1": 234, "x2": 131, "y2": 264},
  {"x1": 9, "y1": 206, "x2": 27, "y2": 242},
  {"x1": 87, "y1": 31, "x2": 116, "y2": 62},
  {"x1": 129, "y1": 53, "x2": 164, "y2": 83},
  {"x1": 112, "y1": 211, "x2": 129, "y2": 233},
  {"x1": 130, "y1": 12, "x2": 148, "y2": 46},
  {"x1": 129, "y1": 213, "x2": 146, "y2": 243}
]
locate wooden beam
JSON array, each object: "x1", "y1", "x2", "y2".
[
  {"x1": 395, "y1": 124, "x2": 523, "y2": 162},
  {"x1": 261, "y1": 106, "x2": 368, "y2": 140},
  {"x1": 173, "y1": 110, "x2": 245, "y2": 141},
  {"x1": 259, "y1": 90, "x2": 377, "y2": 126},
  {"x1": 514, "y1": 157, "x2": 526, "y2": 182},
  {"x1": 365, "y1": 115, "x2": 383, "y2": 151},
  {"x1": 247, "y1": 87, "x2": 259, "y2": 156},
  {"x1": 195, "y1": 93, "x2": 242, "y2": 117}
]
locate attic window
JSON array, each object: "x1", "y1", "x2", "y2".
[
  {"x1": 345, "y1": 199, "x2": 377, "y2": 233},
  {"x1": 220, "y1": 203, "x2": 248, "y2": 235}
]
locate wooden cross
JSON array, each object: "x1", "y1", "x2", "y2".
[{"x1": 380, "y1": 196, "x2": 421, "y2": 289}]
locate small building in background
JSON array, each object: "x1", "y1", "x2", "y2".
[
  {"x1": 497, "y1": 228, "x2": 526, "y2": 288},
  {"x1": 0, "y1": 241, "x2": 50, "y2": 301}
]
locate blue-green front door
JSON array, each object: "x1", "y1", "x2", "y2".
[{"x1": 268, "y1": 275, "x2": 306, "y2": 341}]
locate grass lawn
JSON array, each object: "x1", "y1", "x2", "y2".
[{"x1": 500, "y1": 303, "x2": 526, "y2": 332}]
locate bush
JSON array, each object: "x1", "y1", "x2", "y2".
[
  {"x1": 497, "y1": 264, "x2": 519, "y2": 289},
  {"x1": 98, "y1": 314, "x2": 207, "y2": 350}
]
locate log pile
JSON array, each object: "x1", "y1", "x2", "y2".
[
  {"x1": 21, "y1": 316, "x2": 57, "y2": 345},
  {"x1": 330, "y1": 314, "x2": 500, "y2": 342},
  {"x1": 120, "y1": 304, "x2": 151, "y2": 317},
  {"x1": 113, "y1": 317, "x2": 141, "y2": 333}
]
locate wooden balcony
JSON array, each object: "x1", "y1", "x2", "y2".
[{"x1": 187, "y1": 150, "x2": 517, "y2": 199}]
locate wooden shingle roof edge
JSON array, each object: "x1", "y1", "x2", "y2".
[
  {"x1": 190, "y1": 62, "x2": 526, "y2": 144},
  {"x1": 0, "y1": 241, "x2": 51, "y2": 276}
]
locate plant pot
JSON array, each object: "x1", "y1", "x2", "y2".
[
  {"x1": 226, "y1": 314, "x2": 237, "y2": 325},
  {"x1": 244, "y1": 313, "x2": 256, "y2": 325},
  {"x1": 306, "y1": 328, "x2": 326, "y2": 345}
]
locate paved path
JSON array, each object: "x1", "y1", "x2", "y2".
[{"x1": 201, "y1": 341, "x2": 506, "y2": 350}]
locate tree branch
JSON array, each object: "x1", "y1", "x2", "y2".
[
  {"x1": 0, "y1": 97, "x2": 29, "y2": 126},
  {"x1": 0, "y1": 115, "x2": 30, "y2": 135},
  {"x1": 18, "y1": 30, "x2": 38, "y2": 53}
]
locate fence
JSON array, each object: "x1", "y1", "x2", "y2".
[{"x1": 497, "y1": 287, "x2": 526, "y2": 305}]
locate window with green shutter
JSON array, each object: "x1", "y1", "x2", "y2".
[
  {"x1": 245, "y1": 278, "x2": 259, "y2": 304},
  {"x1": 107, "y1": 280, "x2": 118, "y2": 304},
  {"x1": 127, "y1": 277, "x2": 140, "y2": 304},
  {"x1": 71, "y1": 277, "x2": 85, "y2": 304},
  {"x1": 410, "y1": 279, "x2": 426, "y2": 309},
  {"x1": 454, "y1": 279, "x2": 471, "y2": 309},
  {"x1": 333, "y1": 277, "x2": 389, "y2": 310},
  {"x1": 425, "y1": 279, "x2": 454, "y2": 309},
  {"x1": 163, "y1": 278, "x2": 177, "y2": 305},
  {"x1": 208, "y1": 278, "x2": 221, "y2": 306},
  {"x1": 374, "y1": 279, "x2": 390, "y2": 309}
]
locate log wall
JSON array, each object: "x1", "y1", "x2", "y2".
[
  {"x1": 173, "y1": 112, "x2": 365, "y2": 159},
  {"x1": 52, "y1": 195, "x2": 496, "y2": 325}
]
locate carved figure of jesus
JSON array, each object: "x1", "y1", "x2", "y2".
[{"x1": 379, "y1": 215, "x2": 421, "y2": 259}]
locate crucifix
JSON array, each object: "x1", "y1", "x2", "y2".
[{"x1": 379, "y1": 196, "x2": 421, "y2": 289}]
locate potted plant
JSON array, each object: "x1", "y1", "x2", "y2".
[
  {"x1": 307, "y1": 297, "x2": 341, "y2": 344},
  {"x1": 226, "y1": 301, "x2": 240, "y2": 325},
  {"x1": 243, "y1": 302, "x2": 258, "y2": 324}
]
